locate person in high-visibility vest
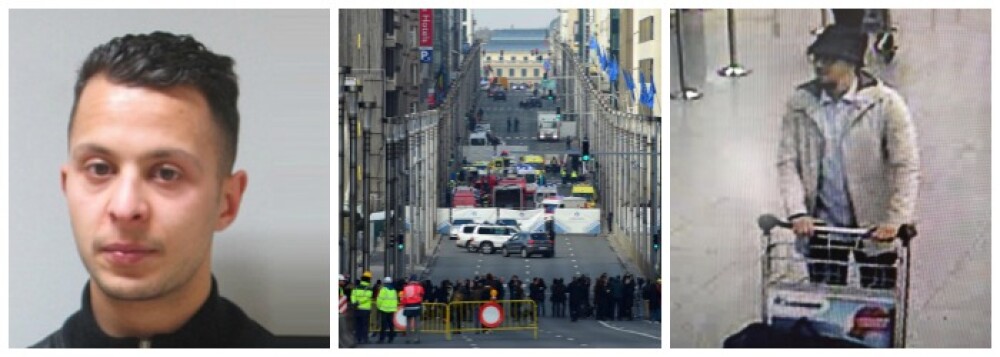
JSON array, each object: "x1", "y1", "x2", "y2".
[
  {"x1": 376, "y1": 277, "x2": 398, "y2": 344},
  {"x1": 570, "y1": 170, "x2": 578, "y2": 183},
  {"x1": 401, "y1": 275, "x2": 425, "y2": 344},
  {"x1": 350, "y1": 271, "x2": 374, "y2": 344},
  {"x1": 560, "y1": 168, "x2": 567, "y2": 185}
]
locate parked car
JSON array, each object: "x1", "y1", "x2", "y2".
[
  {"x1": 455, "y1": 224, "x2": 519, "y2": 254},
  {"x1": 519, "y1": 97, "x2": 542, "y2": 108},
  {"x1": 502, "y1": 232, "x2": 555, "y2": 258}
]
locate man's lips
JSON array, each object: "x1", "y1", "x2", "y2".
[{"x1": 100, "y1": 243, "x2": 157, "y2": 264}]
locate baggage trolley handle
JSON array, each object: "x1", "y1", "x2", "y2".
[{"x1": 757, "y1": 214, "x2": 917, "y2": 246}]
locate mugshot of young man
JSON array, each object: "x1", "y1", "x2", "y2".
[{"x1": 33, "y1": 31, "x2": 274, "y2": 348}]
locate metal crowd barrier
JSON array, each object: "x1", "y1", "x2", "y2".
[{"x1": 363, "y1": 300, "x2": 539, "y2": 341}]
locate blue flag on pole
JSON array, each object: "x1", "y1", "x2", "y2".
[
  {"x1": 609, "y1": 58, "x2": 619, "y2": 82},
  {"x1": 589, "y1": 37, "x2": 599, "y2": 51},
  {"x1": 645, "y1": 73, "x2": 657, "y2": 108},
  {"x1": 623, "y1": 69, "x2": 635, "y2": 100},
  {"x1": 638, "y1": 71, "x2": 647, "y2": 105}
]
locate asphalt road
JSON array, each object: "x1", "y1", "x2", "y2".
[{"x1": 360, "y1": 233, "x2": 661, "y2": 348}]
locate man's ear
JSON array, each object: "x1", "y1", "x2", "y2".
[
  {"x1": 216, "y1": 170, "x2": 248, "y2": 231},
  {"x1": 60, "y1": 164, "x2": 69, "y2": 195}
]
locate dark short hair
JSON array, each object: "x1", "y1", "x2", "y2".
[{"x1": 70, "y1": 31, "x2": 240, "y2": 173}]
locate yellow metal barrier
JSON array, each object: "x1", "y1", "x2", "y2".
[
  {"x1": 366, "y1": 300, "x2": 539, "y2": 341},
  {"x1": 447, "y1": 300, "x2": 538, "y2": 340}
]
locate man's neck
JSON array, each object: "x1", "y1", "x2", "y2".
[{"x1": 90, "y1": 269, "x2": 212, "y2": 339}]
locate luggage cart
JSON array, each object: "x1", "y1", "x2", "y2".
[{"x1": 755, "y1": 214, "x2": 916, "y2": 348}]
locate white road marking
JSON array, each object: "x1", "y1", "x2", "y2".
[{"x1": 598, "y1": 321, "x2": 661, "y2": 340}]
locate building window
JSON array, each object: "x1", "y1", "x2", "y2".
[
  {"x1": 534, "y1": 68, "x2": 540, "y2": 77},
  {"x1": 522, "y1": 68, "x2": 527, "y2": 78},
  {"x1": 486, "y1": 56, "x2": 491, "y2": 61},
  {"x1": 511, "y1": 56, "x2": 516, "y2": 63},
  {"x1": 639, "y1": 16, "x2": 654, "y2": 43},
  {"x1": 524, "y1": 56, "x2": 528, "y2": 61},
  {"x1": 499, "y1": 56, "x2": 504, "y2": 62},
  {"x1": 510, "y1": 68, "x2": 515, "y2": 77}
]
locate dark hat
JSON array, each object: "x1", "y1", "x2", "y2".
[{"x1": 807, "y1": 24, "x2": 867, "y2": 65}]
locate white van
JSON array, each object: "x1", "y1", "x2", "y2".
[
  {"x1": 469, "y1": 131, "x2": 488, "y2": 146},
  {"x1": 534, "y1": 185, "x2": 559, "y2": 203}
]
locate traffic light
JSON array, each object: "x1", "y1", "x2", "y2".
[
  {"x1": 547, "y1": 90, "x2": 554, "y2": 101},
  {"x1": 582, "y1": 139, "x2": 591, "y2": 161},
  {"x1": 652, "y1": 231, "x2": 660, "y2": 251},
  {"x1": 397, "y1": 234, "x2": 405, "y2": 251}
]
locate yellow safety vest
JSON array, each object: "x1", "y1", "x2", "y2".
[
  {"x1": 376, "y1": 287, "x2": 398, "y2": 312},
  {"x1": 571, "y1": 171, "x2": 578, "y2": 178},
  {"x1": 350, "y1": 281, "x2": 374, "y2": 310}
]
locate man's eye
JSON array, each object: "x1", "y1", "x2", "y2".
[
  {"x1": 86, "y1": 162, "x2": 113, "y2": 177},
  {"x1": 154, "y1": 166, "x2": 182, "y2": 182}
]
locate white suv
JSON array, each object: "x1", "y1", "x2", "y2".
[
  {"x1": 455, "y1": 224, "x2": 519, "y2": 254},
  {"x1": 448, "y1": 219, "x2": 477, "y2": 240}
]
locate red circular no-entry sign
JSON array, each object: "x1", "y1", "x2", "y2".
[
  {"x1": 479, "y1": 302, "x2": 505, "y2": 328},
  {"x1": 394, "y1": 308, "x2": 407, "y2": 330}
]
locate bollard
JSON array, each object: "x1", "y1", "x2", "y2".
[
  {"x1": 670, "y1": 10, "x2": 703, "y2": 100},
  {"x1": 717, "y1": 9, "x2": 751, "y2": 77}
]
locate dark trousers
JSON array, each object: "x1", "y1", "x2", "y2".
[
  {"x1": 552, "y1": 301, "x2": 565, "y2": 317},
  {"x1": 378, "y1": 310, "x2": 395, "y2": 342},
  {"x1": 569, "y1": 300, "x2": 580, "y2": 321},
  {"x1": 807, "y1": 235, "x2": 898, "y2": 289},
  {"x1": 354, "y1": 309, "x2": 371, "y2": 343}
]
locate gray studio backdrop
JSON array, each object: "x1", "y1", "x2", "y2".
[{"x1": 9, "y1": 10, "x2": 331, "y2": 347}]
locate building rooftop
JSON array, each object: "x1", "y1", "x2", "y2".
[
  {"x1": 483, "y1": 39, "x2": 549, "y2": 53},
  {"x1": 491, "y1": 28, "x2": 548, "y2": 41}
]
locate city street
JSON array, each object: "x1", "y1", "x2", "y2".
[
  {"x1": 340, "y1": 8, "x2": 662, "y2": 348},
  {"x1": 359, "y1": 233, "x2": 661, "y2": 348},
  {"x1": 670, "y1": 9, "x2": 990, "y2": 348}
]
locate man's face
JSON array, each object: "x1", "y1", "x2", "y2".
[
  {"x1": 62, "y1": 74, "x2": 246, "y2": 301},
  {"x1": 812, "y1": 55, "x2": 856, "y2": 85}
]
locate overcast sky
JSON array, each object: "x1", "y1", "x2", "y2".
[{"x1": 472, "y1": 9, "x2": 559, "y2": 30}]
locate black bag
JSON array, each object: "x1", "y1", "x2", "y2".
[{"x1": 723, "y1": 318, "x2": 868, "y2": 348}]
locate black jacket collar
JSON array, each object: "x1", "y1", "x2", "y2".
[{"x1": 34, "y1": 276, "x2": 274, "y2": 348}]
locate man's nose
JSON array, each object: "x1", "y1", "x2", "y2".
[{"x1": 108, "y1": 170, "x2": 149, "y2": 224}]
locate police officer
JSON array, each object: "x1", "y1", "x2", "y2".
[
  {"x1": 570, "y1": 170, "x2": 578, "y2": 183},
  {"x1": 350, "y1": 271, "x2": 374, "y2": 344},
  {"x1": 560, "y1": 168, "x2": 567, "y2": 185},
  {"x1": 376, "y1": 277, "x2": 398, "y2": 344}
]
